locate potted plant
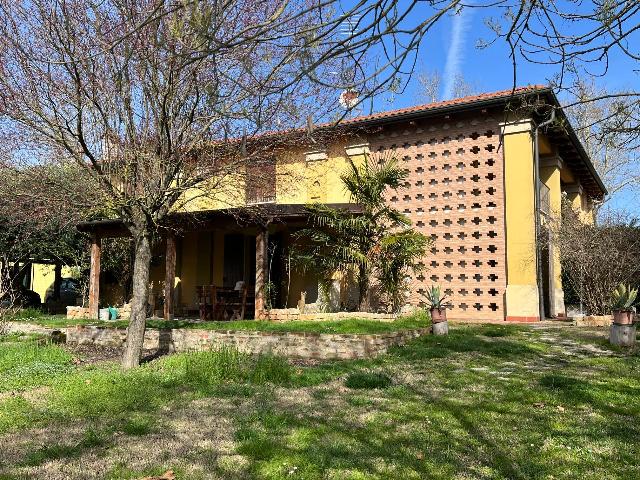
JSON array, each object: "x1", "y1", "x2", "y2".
[
  {"x1": 422, "y1": 285, "x2": 451, "y2": 335},
  {"x1": 610, "y1": 283, "x2": 637, "y2": 347},
  {"x1": 611, "y1": 283, "x2": 637, "y2": 325}
]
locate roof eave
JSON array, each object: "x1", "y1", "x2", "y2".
[
  {"x1": 347, "y1": 89, "x2": 553, "y2": 129},
  {"x1": 539, "y1": 90, "x2": 608, "y2": 198}
]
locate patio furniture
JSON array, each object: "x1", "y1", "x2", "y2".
[{"x1": 196, "y1": 285, "x2": 254, "y2": 321}]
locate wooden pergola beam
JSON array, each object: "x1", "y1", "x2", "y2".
[
  {"x1": 53, "y1": 263, "x2": 62, "y2": 301},
  {"x1": 88, "y1": 234, "x2": 101, "y2": 319},
  {"x1": 164, "y1": 233, "x2": 176, "y2": 320},
  {"x1": 255, "y1": 226, "x2": 268, "y2": 319}
]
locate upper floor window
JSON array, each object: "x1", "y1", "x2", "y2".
[{"x1": 246, "y1": 157, "x2": 276, "y2": 204}]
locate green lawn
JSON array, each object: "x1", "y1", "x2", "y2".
[
  {"x1": 7, "y1": 309, "x2": 429, "y2": 334},
  {"x1": 0, "y1": 324, "x2": 638, "y2": 479}
]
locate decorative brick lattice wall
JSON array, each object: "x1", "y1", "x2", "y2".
[{"x1": 371, "y1": 113, "x2": 506, "y2": 320}]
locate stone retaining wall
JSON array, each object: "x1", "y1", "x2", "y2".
[
  {"x1": 66, "y1": 325, "x2": 428, "y2": 360},
  {"x1": 66, "y1": 306, "x2": 395, "y2": 323}
]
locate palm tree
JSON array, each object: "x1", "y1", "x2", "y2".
[{"x1": 294, "y1": 153, "x2": 429, "y2": 312}]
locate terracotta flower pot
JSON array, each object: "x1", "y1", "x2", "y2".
[
  {"x1": 613, "y1": 310, "x2": 635, "y2": 326},
  {"x1": 430, "y1": 307, "x2": 447, "y2": 323}
]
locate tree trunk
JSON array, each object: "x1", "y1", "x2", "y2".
[
  {"x1": 121, "y1": 231, "x2": 153, "y2": 369},
  {"x1": 358, "y1": 264, "x2": 369, "y2": 312}
]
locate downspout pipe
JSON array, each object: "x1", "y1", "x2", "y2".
[{"x1": 532, "y1": 108, "x2": 556, "y2": 321}]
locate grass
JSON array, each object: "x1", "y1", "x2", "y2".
[
  {"x1": 7, "y1": 309, "x2": 430, "y2": 334},
  {"x1": 0, "y1": 336, "x2": 73, "y2": 392},
  {"x1": 0, "y1": 341, "x2": 293, "y2": 435},
  {"x1": 344, "y1": 371, "x2": 393, "y2": 389},
  {"x1": 1, "y1": 323, "x2": 639, "y2": 479}
]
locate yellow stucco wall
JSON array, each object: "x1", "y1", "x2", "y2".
[
  {"x1": 179, "y1": 232, "x2": 199, "y2": 308},
  {"x1": 502, "y1": 120, "x2": 540, "y2": 320},
  {"x1": 177, "y1": 170, "x2": 247, "y2": 212},
  {"x1": 174, "y1": 231, "x2": 226, "y2": 309},
  {"x1": 275, "y1": 141, "x2": 367, "y2": 205},
  {"x1": 540, "y1": 159, "x2": 566, "y2": 316},
  {"x1": 173, "y1": 139, "x2": 370, "y2": 211},
  {"x1": 540, "y1": 162, "x2": 563, "y2": 287},
  {"x1": 212, "y1": 231, "x2": 225, "y2": 287},
  {"x1": 30, "y1": 264, "x2": 75, "y2": 303},
  {"x1": 566, "y1": 188, "x2": 595, "y2": 224}
]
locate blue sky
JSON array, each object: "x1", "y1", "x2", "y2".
[{"x1": 362, "y1": 4, "x2": 640, "y2": 214}]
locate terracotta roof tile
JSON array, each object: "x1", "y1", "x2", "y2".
[
  {"x1": 252, "y1": 85, "x2": 548, "y2": 139},
  {"x1": 336, "y1": 85, "x2": 548, "y2": 126}
]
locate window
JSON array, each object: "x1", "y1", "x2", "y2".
[{"x1": 246, "y1": 157, "x2": 276, "y2": 204}]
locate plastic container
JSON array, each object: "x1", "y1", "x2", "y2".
[{"x1": 99, "y1": 308, "x2": 110, "y2": 321}]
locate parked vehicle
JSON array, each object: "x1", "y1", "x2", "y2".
[
  {"x1": 45, "y1": 277, "x2": 81, "y2": 306},
  {"x1": 0, "y1": 285, "x2": 41, "y2": 308}
]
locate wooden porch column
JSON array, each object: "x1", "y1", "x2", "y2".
[
  {"x1": 88, "y1": 234, "x2": 101, "y2": 319},
  {"x1": 164, "y1": 233, "x2": 176, "y2": 320},
  {"x1": 53, "y1": 263, "x2": 62, "y2": 301},
  {"x1": 255, "y1": 226, "x2": 268, "y2": 319}
]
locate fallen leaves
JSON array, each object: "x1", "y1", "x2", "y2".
[
  {"x1": 140, "y1": 470, "x2": 175, "y2": 480},
  {"x1": 533, "y1": 402, "x2": 566, "y2": 413}
]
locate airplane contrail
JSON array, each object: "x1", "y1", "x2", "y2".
[{"x1": 442, "y1": 7, "x2": 472, "y2": 100}]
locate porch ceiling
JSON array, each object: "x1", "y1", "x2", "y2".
[
  {"x1": 543, "y1": 125, "x2": 606, "y2": 200},
  {"x1": 76, "y1": 203, "x2": 364, "y2": 238}
]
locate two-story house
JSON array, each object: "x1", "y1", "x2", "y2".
[{"x1": 77, "y1": 85, "x2": 606, "y2": 322}]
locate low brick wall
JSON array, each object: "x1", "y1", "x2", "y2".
[
  {"x1": 262, "y1": 309, "x2": 396, "y2": 322},
  {"x1": 66, "y1": 306, "x2": 91, "y2": 320},
  {"x1": 572, "y1": 315, "x2": 613, "y2": 327},
  {"x1": 66, "y1": 325, "x2": 429, "y2": 360},
  {"x1": 66, "y1": 304, "x2": 131, "y2": 320}
]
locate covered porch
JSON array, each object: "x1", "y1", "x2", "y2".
[{"x1": 77, "y1": 204, "x2": 361, "y2": 321}]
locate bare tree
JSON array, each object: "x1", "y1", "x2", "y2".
[
  {"x1": 0, "y1": 257, "x2": 16, "y2": 335},
  {"x1": 0, "y1": 161, "x2": 92, "y2": 330},
  {"x1": 418, "y1": 70, "x2": 477, "y2": 103},
  {"x1": 566, "y1": 80, "x2": 640, "y2": 205},
  {"x1": 482, "y1": 1, "x2": 640, "y2": 143},
  {"x1": 0, "y1": 0, "x2": 459, "y2": 368}
]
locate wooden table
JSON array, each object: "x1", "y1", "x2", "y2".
[{"x1": 196, "y1": 285, "x2": 254, "y2": 321}]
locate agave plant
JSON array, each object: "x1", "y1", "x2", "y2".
[
  {"x1": 422, "y1": 285, "x2": 450, "y2": 310},
  {"x1": 611, "y1": 283, "x2": 638, "y2": 311}
]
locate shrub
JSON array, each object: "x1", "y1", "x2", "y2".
[
  {"x1": 345, "y1": 371, "x2": 393, "y2": 390},
  {"x1": 550, "y1": 203, "x2": 640, "y2": 315},
  {"x1": 182, "y1": 346, "x2": 246, "y2": 387},
  {"x1": 293, "y1": 153, "x2": 430, "y2": 312}
]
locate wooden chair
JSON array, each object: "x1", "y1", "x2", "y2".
[
  {"x1": 197, "y1": 285, "x2": 252, "y2": 321},
  {"x1": 196, "y1": 286, "x2": 212, "y2": 320}
]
